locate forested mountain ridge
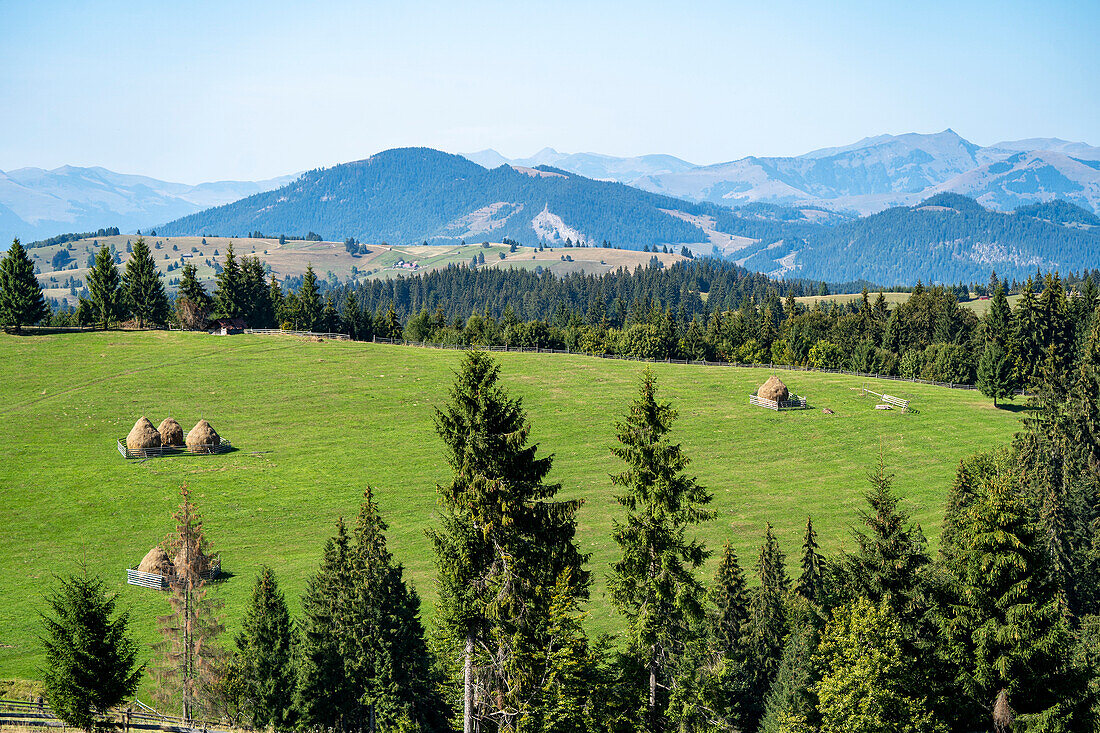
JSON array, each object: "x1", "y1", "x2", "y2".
[{"x1": 158, "y1": 148, "x2": 710, "y2": 248}]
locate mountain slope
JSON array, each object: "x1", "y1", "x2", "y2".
[
  {"x1": 632, "y1": 131, "x2": 1100, "y2": 216},
  {"x1": 461, "y1": 148, "x2": 696, "y2": 182},
  {"x1": 159, "y1": 148, "x2": 709, "y2": 248},
  {"x1": 0, "y1": 165, "x2": 295, "y2": 246}
]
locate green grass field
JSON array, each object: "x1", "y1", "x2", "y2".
[{"x1": 0, "y1": 331, "x2": 1023, "y2": 690}]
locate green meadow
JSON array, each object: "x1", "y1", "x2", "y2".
[{"x1": 0, "y1": 331, "x2": 1022, "y2": 690}]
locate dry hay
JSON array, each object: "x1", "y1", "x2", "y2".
[
  {"x1": 137, "y1": 546, "x2": 173, "y2": 575},
  {"x1": 186, "y1": 419, "x2": 220, "y2": 453},
  {"x1": 174, "y1": 545, "x2": 210, "y2": 576},
  {"x1": 126, "y1": 417, "x2": 161, "y2": 456},
  {"x1": 992, "y1": 689, "x2": 1014, "y2": 732},
  {"x1": 158, "y1": 417, "x2": 185, "y2": 447},
  {"x1": 758, "y1": 375, "x2": 790, "y2": 403}
]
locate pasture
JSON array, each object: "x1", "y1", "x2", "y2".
[{"x1": 0, "y1": 330, "x2": 1021, "y2": 690}]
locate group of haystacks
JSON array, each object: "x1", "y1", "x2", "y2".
[
  {"x1": 126, "y1": 416, "x2": 220, "y2": 455},
  {"x1": 136, "y1": 543, "x2": 213, "y2": 577}
]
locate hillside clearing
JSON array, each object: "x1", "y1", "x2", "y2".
[{"x1": 0, "y1": 331, "x2": 1020, "y2": 688}]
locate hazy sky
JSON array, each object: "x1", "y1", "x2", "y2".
[{"x1": 2, "y1": 0, "x2": 1097, "y2": 183}]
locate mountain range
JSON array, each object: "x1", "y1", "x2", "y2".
[
  {"x1": 468, "y1": 130, "x2": 1100, "y2": 216},
  {"x1": 0, "y1": 165, "x2": 295, "y2": 246},
  {"x1": 154, "y1": 147, "x2": 1100, "y2": 285}
]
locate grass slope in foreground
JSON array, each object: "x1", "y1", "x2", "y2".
[{"x1": 0, "y1": 331, "x2": 1020, "y2": 687}]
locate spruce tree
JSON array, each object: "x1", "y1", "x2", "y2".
[
  {"x1": 984, "y1": 282, "x2": 1012, "y2": 350},
  {"x1": 1013, "y1": 279, "x2": 1042, "y2": 388},
  {"x1": 236, "y1": 567, "x2": 294, "y2": 730},
  {"x1": 86, "y1": 245, "x2": 122, "y2": 329},
  {"x1": 297, "y1": 264, "x2": 321, "y2": 330},
  {"x1": 178, "y1": 262, "x2": 211, "y2": 309},
  {"x1": 268, "y1": 274, "x2": 285, "y2": 326},
  {"x1": 214, "y1": 242, "x2": 242, "y2": 318},
  {"x1": 942, "y1": 470, "x2": 1086, "y2": 729},
  {"x1": 744, "y1": 522, "x2": 791, "y2": 729},
  {"x1": 40, "y1": 571, "x2": 143, "y2": 732},
  {"x1": 608, "y1": 369, "x2": 714, "y2": 732},
  {"x1": 710, "y1": 542, "x2": 750, "y2": 658},
  {"x1": 0, "y1": 238, "x2": 48, "y2": 330},
  {"x1": 795, "y1": 516, "x2": 826, "y2": 609},
  {"x1": 428, "y1": 350, "x2": 587, "y2": 732},
  {"x1": 122, "y1": 237, "x2": 169, "y2": 327},
  {"x1": 701, "y1": 543, "x2": 754, "y2": 731},
  {"x1": 977, "y1": 343, "x2": 1015, "y2": 407}
]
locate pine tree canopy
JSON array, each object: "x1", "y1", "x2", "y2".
[
  {"x1": 0, "y1": 238, "x2": 49, "y2": 329},
  {"x1": 122, "y1": 237, "x2": 169, "y2": 327}
]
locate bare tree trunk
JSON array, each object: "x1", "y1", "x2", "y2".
[
  {"x1": 464, "y1": 636, "x2": 474, "y2": 733},
  {"x1": 649, "y1": 659, "x2": 657, "y2": 733}
]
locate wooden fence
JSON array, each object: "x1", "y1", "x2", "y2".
[
  {"x1": 126, "y1": 562, "x2": 222, "y2": 590},
  {"x1": 244, "y1": 328, "x2": 350, "y2": 340},
  {"x1": 0, "y1": 698, "x2": 232, "y2": 733},
  {"x1": 116, "y1": 439, "x2": 233, "y2": 460},
  {"x1": 749, "y1": 394, "x2": 808, "y2": 411}
]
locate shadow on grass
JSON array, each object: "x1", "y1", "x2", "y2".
[{"x1": 995, "y1": 402, "x2": 1032, "y2": 413}]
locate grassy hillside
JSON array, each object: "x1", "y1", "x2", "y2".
[
  {"x1": 27, "y1": 235, "x2": 686, "y2": 308},
  {"x1": 0, "y1": 331, "x2": 1022, "y2": 689}
]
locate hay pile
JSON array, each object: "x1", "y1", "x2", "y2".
[
  {"x1": 174, "y1": 545, "x2": 210, "y2": 575},
  {"x1": 758, "y1": 375, "x2": 790, "y2": 403},
  {"x1": 186, "y1": 419, "x2": 220, "y2": 453},
  {"x1": 158, "y1": 418, "x2": 185, "y2": 447},
  {"x1": 137, "y1": 546, "x2": 173, "y2": 575},
  {"x1": 126, "y1": 417, "x2": 161, "y2": 456}
]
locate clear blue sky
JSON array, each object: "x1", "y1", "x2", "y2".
[{"x1": 1, "y1": 0, "x2": 1097, "y2": 183}]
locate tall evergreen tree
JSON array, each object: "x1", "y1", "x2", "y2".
[
  {"x1": 1013, "y1": 279, "x2": 1042, "y2": 388},
  {"x1": 0, "y1": 238, "x2": 48, "y2": 330},
  {"x1": 608, "y1": 369, "x2": 714, "y2": 732},
  {"x1": 428, "y1": 350, "x2": 588, "y2": 733},
  {"x1": 744, "y1": 522, "x2": 791, "y2": 730},
  {"x1": 86, "y1": 245, "x2": 122, "y2": 329},
  {"x1": 941, "y1": 469, "x2": 1087, "y2": 729},
  {"x1": 297, "y1": 264, "x2": 322, "y2": 330},
  {"x1": 122, "y1": 237, "x2": 169, "y2": 327},
  {"x1": 236, "y1": 567, "x2": 294, "y2": 731},
  {"x1": 240, "y1": 256, "x2": 273, "y2": 327},
  {"x1": 977, "y1": 343, "x2": 1015, "y2": 407},
  {"x1": 178, "y1": 262, "x2": 211, "y2": 310},
  {"x1": 214, "y1": 242, "x2": 243, "y2": 318},
  {"x1": 40, "y1": 571, "x2": 143, "y2": 732},
  {"x1": 984, "y1": 282, "x2": 1012, "y2": 350},
  {"x1": 698, "y1": 542, "x2": 754, "y2": 731},
  {"x1": 796, "y1": 516, "x2": 826, "y2": 609}
]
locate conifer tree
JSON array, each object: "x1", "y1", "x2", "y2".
[
  {"x1": 429, "y1": 350, "x2": 587, "y2": 732},
  {"x1": 710, "y1": 542, "x2": 750, "y2": 658},
  {"x1": 86, "y1": 244, "x2": 122, "y2": 329},
  {"x1": 240, "y1": 256, "x2": 273, "y2": 327},
  {"x1": 744, "y1": 522, "x2": 791, "y2": 730},
  {"x1": 122, "y1": 237, "x2": 169, "y2": 327},
  {"x1": 178, "y1": 262, "x2": 211, "y2": 310},
  {"x1": 608, "y1": 369, "x2": 714, "y2": 732},
  {"x1": 984, "y1": 282, "x2": 1012, "y2": 350},
  {"x1": 795, "y1": 516, "x2": 826, "y2": 609},
  {"x1": 236, "y1": 567, "x2": 294, "y2": 731},
  {"x1": 848, "y1": 460, "x2": 930, "y2": 623},
  {"x1": 0, "y1": 238, "x2": 48, "y2": 330},
  {"x1": 297, "y1": 264, "x2": 321, "y2": 330},
  {"x1": 214, "y1": 242, "x2": 242, "y2": 318},
  {"x1": 758, "y1": 597, "x2": 820, "y2": 733},
  {"x1": 700, "y1": 543, "x2": 754, "y2": 731},
  {"x1": 268, "y1": 274, "x2": 285, "y2": 325},
  {"x1": 977, "y1": 343, "x2": 1015, "y2": 407},
  {"x1": 40, "y1": 571, "x2": 143, "y2": 732},
  {"x1": 150, "y1": 485, "x2": 226, "y2": 723},
  {"x1": 1013, "y1": 279, "x2": 1042, "y2": 387},
  {"x1": 941, "y1": 470, "x2": 1086, "y2": 729}
]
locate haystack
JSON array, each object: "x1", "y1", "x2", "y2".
[
  {"x1": 186, "y1": 419, "x2": 220, "y2": 453},
  {"x1": 174, "y1": 545, "x2": 210, "y2": 576},
  {"x1": 126, "y1": 417, "x2": 161, "y2": 456},
  {"x1": 758, "y1": 375, "x2": 790, "y2": 403},
  {"x1": 137, "y1": 546, "x2": 173, "y2": 575},
  {"x1": 158, "y1": 417, "x2": 184, "y2": 447}
]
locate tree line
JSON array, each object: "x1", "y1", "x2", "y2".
[{"x1": 39, "y1": 347, "x2": 1100, "y2": 732}]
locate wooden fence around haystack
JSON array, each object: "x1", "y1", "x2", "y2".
[
  {"x1": 116, "y1": 439, "x2": 232, "y2": 460},
  {"x1": 749, "y1": 394, "x2": 808, "y2": 411},
  {"x1": 126, "y1": 561, "x2": 221, "y2": 590}
]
